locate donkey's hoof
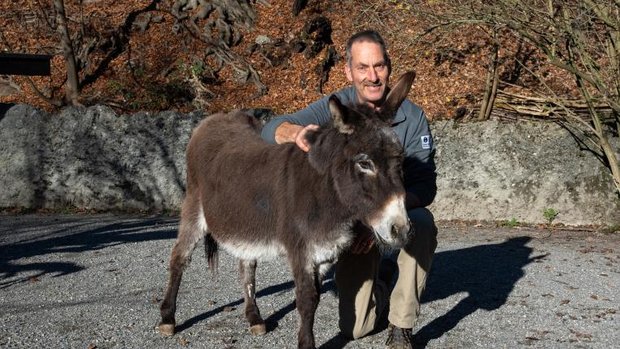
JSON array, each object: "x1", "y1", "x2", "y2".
[
  {"x1": 249, "y1": 323, "x2": 266, "y2": 335},
  {"x1": 158, "y1": 323, "x2": 176, "y2": 336}
]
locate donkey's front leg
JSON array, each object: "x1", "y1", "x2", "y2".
[
  {"x1": 292, "y1": 261, "x2": 321, "y2": 349},
  {"x1": 239, "y1": 259, "x2": 266, "y2": 335}
]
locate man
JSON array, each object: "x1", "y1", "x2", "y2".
[{"x1": 261, "y1": 30, "x2": 438, "y2": 349}]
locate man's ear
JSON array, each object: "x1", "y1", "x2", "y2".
[
  {"x1": 344, "y1": 64, "x2": 353, "y2": 82},
  {"x1": 382, "y1": 71, "x2": 416, "y2": 119}
]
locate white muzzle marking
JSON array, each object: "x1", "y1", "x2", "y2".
[{"x1": 368, "y1": 194, "x2": 409, "y2": 247}]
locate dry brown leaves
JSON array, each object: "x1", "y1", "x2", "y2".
[{"x1": 0, "y1": 0, "x2": 514, "y2": 119}]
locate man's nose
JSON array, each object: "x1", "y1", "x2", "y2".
[{"x1": 367, "y1": 67, "x2": 378, "y2": 82}]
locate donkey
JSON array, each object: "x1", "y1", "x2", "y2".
[{"x1": 158, "y1": 71, "x2": 416, "y2": 349}]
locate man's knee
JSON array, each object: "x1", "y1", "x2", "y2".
[{"x1": 402, "y1": 208, "x2": 437, "y2": 268}]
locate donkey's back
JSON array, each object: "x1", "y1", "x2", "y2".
[{"x1": 185, "y1": 111, "x2": 317, "y2": 258}]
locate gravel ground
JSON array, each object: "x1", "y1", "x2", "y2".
[{"x1": 0, "y1": 214, "x2": 618, "y2": 349}]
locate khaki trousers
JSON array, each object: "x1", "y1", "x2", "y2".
[{"x1": 335, "y1": 208, "x2": 438, "y2": 339}]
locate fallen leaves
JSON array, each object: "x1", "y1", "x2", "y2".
[
  {"x1": 569, "y1": 328, "x2": 593, "y2": 342},
  {"x1": 177, "y1": 336, "x2": 190, "y2": 346},
  {"x1": 525, "y1": 329, "x2": 550, "y2": 341},
  {"x1": 0, "y1": 0, "x2": 491, "y2": 119}
]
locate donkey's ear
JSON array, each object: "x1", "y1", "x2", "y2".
[
  {"x1": 329, "y1": 95, "x2": 355, "y2": 134},
  {"x1": 383, "y1": 71, "x2": 416, "y2": 115}
]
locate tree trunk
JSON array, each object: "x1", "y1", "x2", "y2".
[
  {"x1": 54, "y1": 0, "x2": 80, "y2": 105},
  {"x1": 569, "y1": 42, "x2": 620, "y2": 194},
  {"x1": 479, "y1": 42, "x2": 499, "y2": 121}
]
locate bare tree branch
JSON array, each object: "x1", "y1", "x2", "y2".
[{"x1": 413, "y1": 0, "x2": 620, "y2": 194}]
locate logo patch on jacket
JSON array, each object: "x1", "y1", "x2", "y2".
[{"x1": 421, "y1": 135, "x2": 431, "y2": 149}]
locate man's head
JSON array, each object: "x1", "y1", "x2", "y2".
[{"x1": 344, "y1": 30, "x2": 392, "y2": 109}]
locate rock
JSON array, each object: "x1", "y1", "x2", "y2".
[
  {"x1": 429, "y1": 120, "x2": 620, "y2": 225},
  {"x1": 0, "y1": 105, "x2": 618, "y2": 226},
  {"x1": 255, "y1": 35, "x2": 272, "y2": 45},
  {"x1": 0, "y1": 104, "x2": 203, "y2": 211}
]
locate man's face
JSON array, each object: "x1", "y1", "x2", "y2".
[{"x1": 345, "y1": 41, "x2": 390, "y2": 109}]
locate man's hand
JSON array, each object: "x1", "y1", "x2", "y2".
[
  {"x1": 274, "y1": 122, "x2": 319, "y2": 152},
  {"x1": 350, "y1": 229, "x2": 375, "y2": 254},
  {"x1": 294, "y1": 124, "x2": 319, "y2": 152}
]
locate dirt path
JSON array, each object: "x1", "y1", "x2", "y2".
[{"x1": 0, "y1": 214, "x2": 618, "y2": 348}]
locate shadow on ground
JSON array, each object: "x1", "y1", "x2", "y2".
[
  {"x1": 177, "y1": 236, "x2": 545, "y2": 349},
  {"x1": 319, "y1": 236, "x2": 546, "y2": 348},
  {"x1": 1, "y1": 218, "x2": 545, "y2": 348},
  {"x1": 0, "y1": 217, "x2": 177, "y2": 289},
  {"x1": 413, "y1": 236, "x2": 547, "y2": 348}
]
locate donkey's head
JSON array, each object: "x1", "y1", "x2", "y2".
[{"x1": 306, "y1": 71, "x2": 416, "y2": 249}]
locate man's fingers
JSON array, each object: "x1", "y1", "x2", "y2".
[
  {"x1": 296, "y1": 138, "x2": 310, "y2": 152},
  {"x1": 350, "y1": 236, "x2": 364, "y2": 254},
  {"x1": 350, "y1": 233, "x2": 375, "y2": 254},
  {"x1": 295, "y1": 124, "x2": 319, "y2": 152},
  {"x1": 363, "y1": 239, "x2": 375, "y2": 253}
]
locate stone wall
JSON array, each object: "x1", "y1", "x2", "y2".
[
  {"x1": 429, "y1": 120, "x2": 619, "y2": 226},
  {"x1": 0, "y1": 104, "x2": 202, "y2": 211},
  {"x1": 1, "y1": 104, "x2": 618, "y2": 225}
]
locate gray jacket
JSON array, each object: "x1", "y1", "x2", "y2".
[{"x1": 261, "y1": 86, "x2": 437, "y2": 207}]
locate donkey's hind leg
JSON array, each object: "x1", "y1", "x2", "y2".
[
  {"x1": 239, "y1": 259, "x2": 266, "y2": 335},
  {"x1": 159, "y1": 197, "x2": 206, "y2": 336}
]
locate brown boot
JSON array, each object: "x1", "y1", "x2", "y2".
[{"x1": 385, "y1": 323, "x2": 413, "y2": 349}]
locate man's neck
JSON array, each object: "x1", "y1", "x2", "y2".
[{"x1": 359, "y1": 98, "x2": 384, "y2": 111}]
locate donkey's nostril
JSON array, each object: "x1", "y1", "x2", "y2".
[
  {"x1": 391, "y1": 221, "x2": 411, "y2": 239},
  {"x1": 391, "y1": 224, "x2": 397, "y2": 237},
  {"x1": 391, "y1": 223, "x2": 405, "y2": 237}
]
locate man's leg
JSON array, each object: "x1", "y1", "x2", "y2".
[
  {"x1": 335, "y1": 244, "x2": 387, "y2": 339},
  {"x1": 388, "y1": 208, "x2": 438, "y2": 329},
  {"x1": 335, "y1": 208, "x2": 437, "y2": 339}
]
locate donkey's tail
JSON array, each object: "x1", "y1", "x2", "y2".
[{"x1": 204, "y1": 233, "x2": 219, "y2": 272}]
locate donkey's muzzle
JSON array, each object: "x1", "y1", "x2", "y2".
[{"x1": 369, "y1": 194, "x2": 410, "y2": 249}]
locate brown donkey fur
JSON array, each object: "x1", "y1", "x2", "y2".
[{"x1": 159, "y1": 72, "x2": 416, "y2": 349}]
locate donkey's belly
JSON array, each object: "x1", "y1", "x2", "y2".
[{"x1": 218, "y1": 238, "x2": 286, "y2": 262}]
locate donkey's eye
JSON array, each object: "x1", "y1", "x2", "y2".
[{"x1": 354, "y1": 155, "x2": 377, "y2": 176}]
